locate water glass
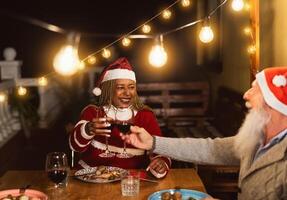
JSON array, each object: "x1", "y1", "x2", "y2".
[{"x1": 121, "y1": 174, "x2": 140, "y2": 196}]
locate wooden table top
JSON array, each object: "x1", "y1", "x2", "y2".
[{"x1": 0, "y1": 168, "x2": 206, "y2": 200}]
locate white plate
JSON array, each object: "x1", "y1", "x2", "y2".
[{"x1": 74, "y1": 166, "x2": 128, "y2": 183}]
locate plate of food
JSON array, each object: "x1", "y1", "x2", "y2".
[
  {"x1": 0, "y1": 189, "x2": 48, "y2": 200},
  {"x1": 74, "y1": 165, "x2": 128, "y2": 183},
  {"x1": 148, "y1": 189, "x2": 209, "y2": 200}
]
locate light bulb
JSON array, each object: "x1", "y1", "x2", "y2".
[
  {"x1": 38, "y1": 77, "x2": 48, "y2": 86},
  {"x1": 148, "y1": 44, "x2": 167, "y2": 68},
  {"x1": 78, "y1": 62, "x2": 85, "y2": 70},
  {"x1": 232, "y1": 0, "x2": 244, "y2": 12},
  {"x1": 122, "y1": 37, "x2": 131, "y2": 47},
  {"x1": 87, "y1": 56, "x2": 96, "y2": 64},
  {"x1": 18, "y1": 86, "x2": 27, "y2": 96},
  {"x1": 199, "y1": 26, "x2": 214, "y2": 43},
  {"x1": 102, "y1": 48, "x2": 111, "y2": 58},
  {"x1": 243, "y1": 27, "x2": 251, "y2": 35},
  {"x1": 181, "y1": 0, "x2": 191, "y2": 7},
  {"x1": 162, "y1": 9, "x2": 172, "y2": 20},
  {"x1": 0, "y1": 93, "x2": 6, "y2": 102},
  {"x1": 53, "y1": 45, "x2": 80, "y2": 76},
  {"x1": 142, "y1": 24, "x2": 151, "y2": 34},
  {"x1": 247, "y1": 45, "x2": 256, "y2": 54}
]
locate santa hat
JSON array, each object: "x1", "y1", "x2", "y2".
[
  {"x1": 93, "y1": 57, "x2": 136, "y2": 96},
  {"x1": 256, "y1": 66, "x2": 287, "y2": 115}
]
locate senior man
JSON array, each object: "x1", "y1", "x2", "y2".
[{"x1": 121, "y1": 66, "x2": 287, "y2": 200}]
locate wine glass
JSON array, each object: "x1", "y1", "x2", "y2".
[
  {"x1": 98, "y1": 108, "x2": 115, "y2": 158},
  {"x1": 45, "y1": 152, "x2": 69, "y2": 189},
  {"x1": 115, "y1": 108, "x2": 134, "y2": 158}
]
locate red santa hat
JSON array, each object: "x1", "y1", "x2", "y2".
[
  {"x1": 93, "y1": 57, "x2": 136, "y2": 96},
  {"x1": 256, "y1": 66, "x2": 287, "y2": 115}
]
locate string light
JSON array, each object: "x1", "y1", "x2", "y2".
[
  {"x1": 231, "y1": 0, "x2": 244, "y2": 12},
  {"x1": 149, "y1": 35, "x2": 167, "y2": 68},
  {"x1": 247, "y1": 45, "x2": 256, "y2": 54},
  {"x1": 142, "y1": 24, "x2": 151, "y2": 34},
  {"x1": 181, "y1": 0, "x2": 191, "y2": 7},
  {"x1": 162, "y1": 9, "x2": 172, "y2": 20},
  {"x1": 243, "y1": 26, "x2": 251, "y2": 35},
  {"x1": 0, "y1": 93, "x2": 6, "y2": 102},
  {"x1": 102, "y1": 48, "x2": 111, "y2": 59},
  {"x1": 18, "y1": 86, "x2": 27, "y2": 96},
  {"x1": 38, "y1": 77, "x2": 48, "y2": 86},
  {"x1": 87, "y1": 56, "x2": 97, "y2": 64},
  {"x1": 78, "y1": 62, "x2": 86, "y2": 70},
  {"x1": 121, "y1": 37, "x2": 131, "y2": 47},
  {"x1": 53, "y1": 32, "x2": 81, "y2": 76},
  {"x1": 199, "y1": 19, "x2": 214, "y2": 43}
]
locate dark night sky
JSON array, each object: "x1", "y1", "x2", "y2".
[{"x1": 0, "y1": 0, "x2": 217, "y2": 82}]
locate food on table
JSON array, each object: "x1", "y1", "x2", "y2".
[
  {"x1": 160, "y1": 191, "x2": 183, "y2": 200},
  {"x1": 0, "y1": 194, "x2": 41, "y2": 200},
  {"x1": 81, "y1": 166, "x2": 122, "y2": 180},
  {"x1": 188, "y1": 197, "x2": 196, "y2": 200},
  {"x1": 173, "y1": 191, "x2": 182, "y2": 200},
  {"x1": 161, "y1": 191, "x2": 172, "y2": 200}
]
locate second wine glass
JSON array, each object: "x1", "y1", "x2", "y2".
[{"x1": 115, "y1": 108, "x2": 134, "y2": 158}]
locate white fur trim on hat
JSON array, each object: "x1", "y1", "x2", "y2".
[
  {"x1": 102, "y1": 69, "x2": 136, "y2": 82},
  {"x1": 93, "y1": 87, "x2": 102, "y2": 96},
  {"x1": 256, "y1": 71, "x2": 287, "y2": 115}
]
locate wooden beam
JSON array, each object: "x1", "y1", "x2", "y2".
[{"x1": 250, "y1": 0, "x2": 260, "y2": 83}]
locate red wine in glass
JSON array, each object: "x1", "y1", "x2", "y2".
[
  {"x1": 47, "y1": 169, "x2": 67, "y2": 184},
  {"x1": 117, "y1": 122, "x2": 132, "y2": 134}
]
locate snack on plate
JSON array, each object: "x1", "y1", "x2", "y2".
[
  {"x1": 82, "y1": 166, "x2": 122, "y2": 180},
  {"x1": 0, "y1": 194, "x2": 41, "y2": 200},
  {"x1": 160, "y1": 191, "x2": 183, "y2": 200}
]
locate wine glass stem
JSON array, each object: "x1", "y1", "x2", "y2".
[
  {"x1": 123, "y1": 141, "x2": 127, "y2": 153},
  {"x1": 105, "y1": 136, "x2": 109, "y2": 151}
]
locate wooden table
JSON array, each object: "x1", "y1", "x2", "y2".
[{"x1": 0, "y1": 169, "x2": 206, "y2": 200}]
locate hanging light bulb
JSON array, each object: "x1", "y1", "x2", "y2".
[
  {"x1": 78, "y1": 62, "x2": 86, "y2": 70},
  {"x1": 18, "y1": 86, "x2": 27, "y2": 96},
  {"x1": 181, "y1": 0, "x2": 191, "y2": 7},
  {"x1": 199, "y1": 18, "x2": 214, "y2": 43},
  {"x1": 142, "y1": 24, "x2": 151, "y2": 34},
  {"x1": 162, "y1": 9, "x2": 172, "y2": 20},
  {"x1": 53, "y1": 32, "x2": 81, "y2": 76},
  {"x1": 243, "y1": 26, "x2": 251, "y2": 35},
  {"x1": 122, "y1": 37, "x2": 131, "y2": 47},
  {"x1": 149, "y1": 35, "x2": 168, "y2": 68},
  {"x1": 0, "y1": 93, "x2": 6, "y2": 102},
  {"x1": 247, "y1": 45, "x2": 256, "y2": 54},
  {"x1": 87, "y1": 56, "x2": 97, "y2": 64},
  {"x1": 231, "y1": 0, "x2": 244, "y2": 12},
  {"x1": 102, "y1": 48, "x2": 111, "y2": 59},
  {"x1": 38, "y1": 77, "x2": 48, "y2": 86}
]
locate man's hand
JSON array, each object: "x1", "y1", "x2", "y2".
[{"x1": 120, "y1": 126, "x2": 153, "y2": 150}]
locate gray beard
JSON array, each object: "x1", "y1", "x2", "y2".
[{"x1": 234, "y1": 108, "x2": 270, "y2": 158}]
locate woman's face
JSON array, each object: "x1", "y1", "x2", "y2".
[{"x1": 112, "y1": 79, "x2": 136, "y2": 108}]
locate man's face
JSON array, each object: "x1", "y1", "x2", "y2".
[
  {"x1": 243, "y1": 80, "x2": 265, "y2": 110},
  {"x1": 112, "y1": 79, "x2": 136, "y2": 108}
]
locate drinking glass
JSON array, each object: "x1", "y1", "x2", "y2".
[
  {"x1": 121, "y1": 171, "x2": 140, "y2": 196},
  {"x1": 97, "y1": 108, "x2": 115, "y2": 158},
  {"x1": 45, "y1": 152, "x2": 69, "y2": 189},
  {"x1": 115, "y1": 108, "x2": 134, "y2": 158}
]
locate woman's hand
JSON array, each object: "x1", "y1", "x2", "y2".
[
  {"x1": 85, "y1": 117, "x2": 113, "y2": 136},
  {"x1": 120, "y1": 126, "x2": 154, "y2": 150}
]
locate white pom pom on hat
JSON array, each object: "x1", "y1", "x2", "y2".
[
  {"x1": 92, "y1": 57, "x2": 136, "y2": 96},
  {"x1": 93, "y1": 87, "x2": 102, "y2": 96}
]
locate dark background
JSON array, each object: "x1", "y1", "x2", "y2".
[{"x1": 0, "y1": 0, "x2": 221, "y2": 82}]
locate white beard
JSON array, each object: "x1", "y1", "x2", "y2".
[{"x1": 234, "y1": 107, "x2": 270, "y2": 158}]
